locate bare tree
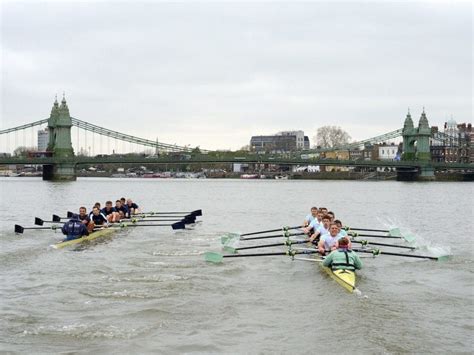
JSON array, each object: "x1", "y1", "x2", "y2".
[
  {"x1": 314, "y1": 126, "x2": 351, "y2": 148},
  {"x1": 13, "y1": 146, "x2": 36, "y2": 157}
]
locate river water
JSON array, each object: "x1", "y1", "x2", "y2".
[{"x1": 0, "y1": 177, "x2": 472, "y2": 354}]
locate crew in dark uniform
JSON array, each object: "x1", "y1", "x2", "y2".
[
  {"x1": 61, "y1": 214, "x2": 89, "y2": 241},
  {"x1": 89, "y1": 207, "x2": 109, "y2": 231},
  {"x1": 115, "y1": 200, "x2": 128, "y2": 220},
  {"x1": 125, "y1": 198, "x2": 140, "y2": 218},
  {"x1": 101, "y1": 201, "x2": 118, "y2": 222},
  {"x1": 78, "y1": 206, "x2": 91, "y2": 225}
]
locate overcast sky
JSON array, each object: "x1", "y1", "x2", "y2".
[{"x1": 1, "y1": 1, "x2": 472, "y2": 150}]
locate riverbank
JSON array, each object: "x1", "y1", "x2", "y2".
[{"x1": 74, "y1": 170, "x2": 473, "y2": 181}]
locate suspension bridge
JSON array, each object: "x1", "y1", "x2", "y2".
[{"x1": 0, "y1": 97, "x2": 472, "y2": 181}]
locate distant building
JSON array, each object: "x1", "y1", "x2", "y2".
[
  {"x1": 431, "y1": 119, "x2": 472, "y2": 163},
  {"x1": 321, "y1": 150, "x2": 349, "y2": 172},
  {"x1": 377, "y1": 143, "x2": 398, "y2": 160},
  {"x1": 362, "y1": 144, "x2": 375, "y2": 160},
  {"x1": 349, "y1": 148, "x2": 363, "y2": 161},
  {"x1": 37, "y1": 128, "x2": 49, "y2": 151},
  {"x1": 250, "y1": 130, "x2": 310, "y2": 153}
]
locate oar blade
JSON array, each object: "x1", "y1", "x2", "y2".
[
  {"x1": 204, "y1": 252, "x2": 224, "y2": 263},
  {"x1": 389, "y1": 228, "x2": 401, "y2": 237},
  {"x1": 67, "y1": 211, "x2": 74, "y2": 218},
  {"x1": 35, "y1": 217, "x2": 44, "y2": 226},
  {"x1": 223, "y1": 246, "x2": 237, "y2": 254},
  {"x1": 183, "y1": 216, "x2": 196, "y2": 224},
  {"x1": 221, "y1": 232, "x2": 240, "y2": 245},
  {"x1": 171, "y1": 221, "x2": 185, "y2": 230},
  {"x1": 437, "y1": 255, "x2": 450, "y2": 262},
  {"x1": 52, "y1": 214, "x2": 62, "y2": 222},
  {"x1": 14, "y1": 224, "x2": 24, "y2": 234},
  {"x1": 191, "y1": 209, "x2": 202, "y2": 217},
  {"x1": 403, "y1": 234, "x2": 416, "y2": 243}
]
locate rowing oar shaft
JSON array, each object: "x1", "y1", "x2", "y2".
[
  {"x1": 242, "y1": 232, "x2": 306, "y2": 241},
  {"x1": 241, "y1": 226, "x2": 301, "y2": 237},
  {"x1": 354, "y1": 248, "x2": 442, "y2": 260},
  {"x1": 350, "y1": 233, "x2": 401, "y2": 239},
  {"x1": 223, "y1": 250, "x2": 319, "y2": 258},
  {"x1": 138, "y1": 209, "x2": 202, "y2": 217},
  {"x1": 36, "y1": 218, "x2": 60, "y2": 226},
  {"x1": 346, "y1": 227, "x2": 389, "y2": 233},
  {"x1": 351, "y1": 240, "x2": 415, "y2": 250},
  {"x1": 95, "y1": 221, "x2": 185, "y2": 230},
  {"x1": 233, "y1": 240, "x2": 310, "y2": 251},
  {"x1": 15, "y1": 224, "x2": 61, "y2": 234}
]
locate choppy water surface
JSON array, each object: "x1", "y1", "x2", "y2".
[{"x1": 0, "y1": 178, "x2": 472, "y2": 354}]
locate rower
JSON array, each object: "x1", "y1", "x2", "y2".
[
  {"x1": 303, "y1": 207, "x2": 318, "y2": 227},
  {"x1": 317, "y1": 222, "x2": 345, "y2": 255},
  {"x1": 322, "y1": 237, "x2": 363, "y2": 271},
  {"x1": 89, "y1": 206, "x2": 109, "y2": 231},
  {"x1": 125, "y1": 198, "x2": 140, "y2": 217},
  {"x1": 101, "y1": 201, "x2": 118, "y2": 223},
  {"x1": 327, "y1": 211, "x2": 335, "y2": 222},
  {"x1": 334, "y1": 219, "x2": 348, "y2": 237},
  {"x1": 78, "y1": 206, "x2": 91, "y2": 225},
  {"x1": 61, "y1": 214, "x2": 89, "y2": 241},
  {"x1": 308, "y1": 214, "x2": 332, "y2": 243},
  {"x1": 115, "y1": 200, "x2": 128, "y2": 219}
]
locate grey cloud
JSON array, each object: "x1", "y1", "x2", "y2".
[{"x1": 1, "y1": 1, "x2": 471, "y2": 150}]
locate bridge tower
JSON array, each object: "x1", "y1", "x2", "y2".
[
  {"x1": 398, "y1": 108, "x2": 434, "y2": 181},
  {"x1": 401, "y1": 109, "x2": 416, "y2": 161},
  {"x1": 43, "y1": 95, "x2": 76, "y2": 181}
]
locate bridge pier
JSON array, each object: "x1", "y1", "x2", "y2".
[
  {"x1": 396, "y1": 166, "x2": 435, "y2": 181},
  {"x1": 418, "y1": 166, "x2": 435, "y2": 181},
  {"x1": 43, "y1": 163, "x2": 77, "y2": 181}
]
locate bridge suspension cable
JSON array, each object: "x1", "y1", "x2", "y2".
[
  {"x1": 1, "y1": 117, "x2": 208, "y2": 153},
  {"x1": 308, "y1": 128, "x2": 403, "y2": 152}
]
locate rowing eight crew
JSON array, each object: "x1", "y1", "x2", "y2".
[
  {"x1": 61, "y1": 198, "x2": 140, "y2": 241},
  {"x1": 302, "y1": 206, "x2": 362, "y2": 272}
]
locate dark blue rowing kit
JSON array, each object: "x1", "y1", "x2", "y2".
[
  {"x1": 101, "y1": 207, "x2": 116, "y2": 216},
  {"x1": 61, "y1": 219, "x2": 89, "y2": 241},
  {"x1": 90, "y1": 212, "x2": 108, "y2": 225}
]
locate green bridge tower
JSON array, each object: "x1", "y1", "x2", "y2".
[
  {"x1": 399, "y1": 109, "x2": 434, "y2": 180},
  {"x1": 43, "y1": 95, "x2": 76, "y2": 181}
]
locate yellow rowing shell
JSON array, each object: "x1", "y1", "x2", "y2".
[
  {"x1": 322, "y1": 266, "x2": 356, "y2": 293},
  {"x1": 50, "y1": 228, "x2": 117, "y2": 249}
]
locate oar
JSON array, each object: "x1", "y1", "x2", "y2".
[
  {"x1": 223, "y1": 239, "x2": 312, "y2": 254},
  {"x1": 348, "y1": 231, "x2": 416, "y2": 243},
  {"x1": 348, "y1": 232, "x2": 401, "y2": 239},
  {"x1": 238, "y1": 225, "x2": 301, "y2": 237},
  {"x1": 204, "y1": 249, "x2": 320, "y2": 264},
  {"x1": 351, "y1": 240, "x2": 416, "y2": 250},
  {"x1": 138, "y1": 209, "x2": 202, "y2": 217},
  {"x1": 51, "y1": 212, "x2": 74, "y2": 221},
  {"x1": 35, "y1": 217, "x2": 63, "y2": 226},
  {"x1": 101, "y1": 221, "x2": 186, "y2": 230},
  {"x1": 15, "y1": 224, "x2": 61, "y2": 234},
  {"x1": 52, "y1": 214, "x2": 63, "y2": 222},
  {"x1": 345, "y1": 226, "x2": 401, "y2": 236},
  {"x1": 353, "y1": 248, "x2": 450, "y2": 261},
  {"x1": 221, "y1": 231, "x2": 306, "y2": 245},
  {"x1": 121, "y1": 215, "x2": 195, "y2": 224}
]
